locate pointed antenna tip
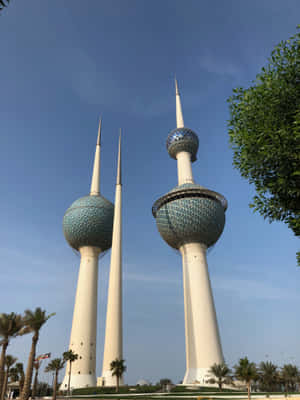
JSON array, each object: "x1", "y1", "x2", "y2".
[
  {"x1": 97, "y1": 117, "x2": 102, "y2": 145},
  {"x1": 175, "y1": 77, "x2": 179, "y2": 95}
]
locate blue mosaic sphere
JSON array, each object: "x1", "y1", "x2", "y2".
[
  {"x1": 166, "y1": 128, "x2": 199, "y2": 162},
  {"x1": 63, "y1": 195, "x2": 114, "y2": 251},
  {"x1": 152, "y1": 183, "x2": 227, "y2": 249}
]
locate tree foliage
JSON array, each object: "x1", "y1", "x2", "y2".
[
  {"x1": 0, "y1": 313, "x2": 23, "y2": 397},
  {"x1": 45, "y1": 358, "x2": 65, "y2": 400},
  {"x1": 234, "y1": 357, "x2": 258, "y2": 400},
  {"x1": 0, "y1": 0, "x2": 10, "y2": 14},
  {"x1": 63, "y1": 349, "x2": 78, "y2": 396},
  {"x1": 227, "y1": 27, "x2": 300, "y2": 264},
  {"x1": 258, "y1": 361, "x2": 279, "y2": 392},
  {"x1": 20, "y1": 308, "x2": 54, "y2": 400},
  {"x1": 281, "y1": 364, "x2": 299, "y2": 392},
  {"x1": 110, "y1": 358, "x2": 126, "y2": 393},
  {"x1": 209, "y1": 362, "x2": 232, "y2": 391}
]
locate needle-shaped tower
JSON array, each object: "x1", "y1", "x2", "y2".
[
  {"x1": 152, "y1": 80, "x2": 227, "y2": 385},
  {"x1": 61, "y1": 119, "x2": 114, "y2": 389},
  {"x1": 100, "y1": 132, "x2": 123, "y2": 386}
]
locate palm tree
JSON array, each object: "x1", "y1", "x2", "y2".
[
  {"x1": 110, "y1": 358, "x2": 126, "y2": 393},
  {"x1": 20, "y1": 308, "x2": 55, "y2": 400},
  {"x1": 31, "y1": 360, "x2": 41, "y2": 399},
  {"x1": 1, "y1": 355, "x2": 17, "y2": 400},
  {"x1": 234, "y1": 357, "x2": 258, "y2": 400},
  {"x1": 8, "y1": 367, "x2": 18, "y2": 383},
  {"x1": 45, "y1": 359, "x2": 65, "y2": 400},
  {"x1": 281, "y1": 364, "x2": 299, "y2": 393},
  {"x1": 0, "y1": 313, "x2": 23, "y2": 396},
  {"x1": 62, "y1": 350, "x2": 78, "y2": 397},
  {"x1": 15, "y1": 363, "x2": 25, "y2": 395},
  {"x1": 258, "y1": 361, "x2": 278, "y2": 392},
  {"x1": 209, "y1": 362, "x2": 232, "y2": 391}
]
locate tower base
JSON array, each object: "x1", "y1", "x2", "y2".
[
  {"x1": 183, "y1": 367, "x2": 214, "y2": 386},
  {"x1": 97, "y1": 371, "x2": 123, "y2": 387},
  {"x1": 60, "y1": 373, "x2": 96, "y2": 390}
]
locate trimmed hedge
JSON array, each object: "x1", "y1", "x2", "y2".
[{"x1": 72, "y1": 385, "x2": 161, "y2": 395}]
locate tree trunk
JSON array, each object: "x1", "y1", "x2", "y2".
[
  {"x1": 19, "y1": 375, "x2": 24, "y2": 396},
  {"x1": 116, "y1": 376, "x2": 119, "y2": 393},
  {"x1": 247, "y1": 382, "x2": 251, "y2": 400},
  {"x1": 67, "y1": 361, "x2": 72, "y2": 397},
  {"x1": 52, "y1": 371, "x2": 58, "y2": 400},
  {"x1": 32, "y1": 366, "x2": 39, "y2": 399},
  {"x1": 0, "y1": 341, "x2": 8, "y2": 397},
  {"x1": 1, "y1": 369, "x2": 8, "y2": 400},
  {"x1": 219, "y1": 379, "x2": 222, "y2": 391},
  {"x1": 20, "y1": 332, "x2": 39, "y2": 400}
]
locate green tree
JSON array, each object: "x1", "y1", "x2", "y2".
[
  {"x1": 62, "y1": 349, "x2": 78, "y2": 396},
  {"x1": 0, "y1": 0, "x2": 10, "y2": 14},
  {"x1": 45, "y1": 359, "x2": 65, "y2": 400},
  {"x1": 31, "y1": 360, "x2": 41, "y2": 399},
  {"x1": 20, "y1": 308, "x2": 55, "y2": 400},
  {"x1": 0, "y1": 313, "x2": 23, "y2": 396},
  {"x1": 281, "y1": 364, "x2": 299, "y2": 393},
  {"x1": 258, "y1": 361, "x2": 279, "y2": 392},
  {"x1": 1, "y1": 355, "x2": 17, "y2": 400},
  {"x1": 209, "y1": 362, "x2": 232, "y2": 391},
  {"x1": 234, "y1": 357, "x2": 258, "y2": 400},
  {"x1": 227, "y1": 27, "x2": 300, "y2": 265},
  {"x1": 15, "y1": 363, "x2": 25, "y2": 395},
  {"x1": 110, "y1": 358, "x2": 126, "y2": 393},
  {"x1": 8, "y1": 367, "x2": 19, "y2": 383}
]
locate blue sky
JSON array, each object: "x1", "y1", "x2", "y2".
[{"x1": 0, "y1": 0, "x2": 299, "y2": 386}]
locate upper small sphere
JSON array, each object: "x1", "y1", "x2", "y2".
[
  {"x1": 63, "y1": 195, "x2": 114, "y2": 251},
  {"x1": 166, "y1": 128, "x2": 199, "y2": 162},
  {"x1": 152, "y1": 183, "x2": 226, "y2": 249}
]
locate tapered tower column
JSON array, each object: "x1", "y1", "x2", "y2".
[
  {"x1": 153, "y1": 79, "x2": 227, "y2": 385},
  {"x1": 63, "y1": 246, "x2": 100, "y2": 387},
  {"x1": 61, "y1": 119, "x2": 114, "y2": 390},
  {"x1": 180, "y1": 243, "x2": 223, "y2": 384},
  {"x1": 100, "y1": 133, "x2": 123, "y2": 386}
]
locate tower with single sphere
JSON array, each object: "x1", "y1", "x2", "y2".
[
  {"x1": 61, "y1": 120, "x2": 114, "y2": 389},
  {"x1": 152, "y1": 80, "x2": 227, "y2": 385}
]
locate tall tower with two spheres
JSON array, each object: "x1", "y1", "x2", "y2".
[
  {"x1": 61, "y1": 121, "x2": 123, "y2": 389},
  {"x1": 152, "y1": 80, "x2": 227, "y2": 385}
]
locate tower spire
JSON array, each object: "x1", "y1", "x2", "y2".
[
  {"x1": 116, "y1": 129, "x2": 122, "y2": 185},
  {"x1": 90, "y1": 117, "x2": 102, "y2": 196},
  {"x1": 175, "y1": 78, "x2": 184, "y2": 128}
]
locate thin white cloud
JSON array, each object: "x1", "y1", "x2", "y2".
[{"x1": 198, "y1": 52, "x2": 243, "y2": 78}]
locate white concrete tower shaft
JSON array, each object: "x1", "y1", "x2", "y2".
[
  {"x1": 61, "y1": 120, "x2": 103, "y2": 389},
  {"x1": 175, "y1": 81, "x2": 224, "y2": 385},
  {"x1": 100, "y1": 132, "x2": 123, "y2": 386},
  {"x1": 175, "y1": 79, "x2": 194, "y2": 185}
]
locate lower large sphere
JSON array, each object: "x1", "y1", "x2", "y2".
[
  {"x1": 153, "y1": 184, "x2": 226, "y2": 249},
  {"x1": 63, "y1": 195, "x2": 114, "y2": 251}
]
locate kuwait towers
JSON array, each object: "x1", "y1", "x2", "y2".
[
  {"x1": 152, "y1": 80, "x2": 227, "y2": 385},
  {"x1": 100, "y1": 133, "x2": 123, "y2": 387},
  {"x1": 61, "y1": 121, "x2": 123, "y2": 389}
]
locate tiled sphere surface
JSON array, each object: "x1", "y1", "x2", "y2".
[
  {"x1": 166, "y1": 127, "x2": 199, "y2": 162},
  {"x1": 63, "y1": 195, "x2": 114, "y2": 251},
  {"x1": 154, "y1": 184, "x2": 225, "y2": 249}
]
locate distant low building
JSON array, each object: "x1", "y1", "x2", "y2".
[{"x1": 136, "y1": 379, "x2": 151, "y2": 386}]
